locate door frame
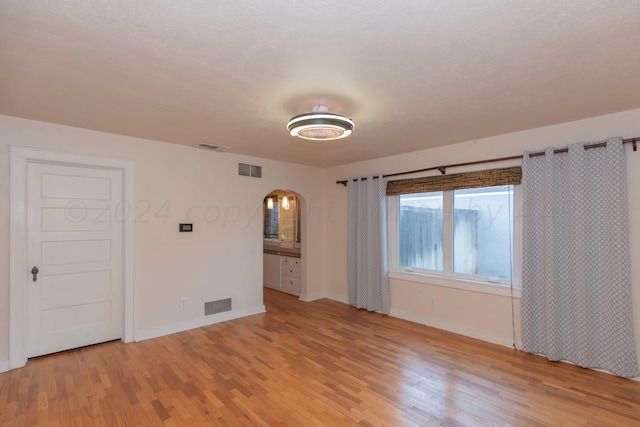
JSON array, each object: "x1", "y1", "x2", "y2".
[{"x1": 9, "y1": 146, "x2": 135, "y2": 370}]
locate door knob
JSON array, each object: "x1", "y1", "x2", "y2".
[{"x1": 31, "y1": 266, "x2": 39, "y2": 282}]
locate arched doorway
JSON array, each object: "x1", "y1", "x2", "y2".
[{"x1": 262, "y1": 189, "x2": 304, "y2": 302}]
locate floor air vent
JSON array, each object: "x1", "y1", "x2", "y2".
[{"x1": 205, "y1": 298, "x2": 232, "y2": 315}]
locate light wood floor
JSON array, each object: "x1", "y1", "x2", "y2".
[{"x1": 2, "y1": 288, "x2": 640, "y2": 426}]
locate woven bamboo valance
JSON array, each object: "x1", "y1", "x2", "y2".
[{"x1": 386, "y1": 166, "x2": 522, "y2": 196}]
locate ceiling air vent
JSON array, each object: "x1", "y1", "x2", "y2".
[{"x1": 198, "y1": 143, "x2": 230, "y2": 151}]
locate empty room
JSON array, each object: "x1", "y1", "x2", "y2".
[{"x1": 1, "y1": 1, "x2": 640, "y2": 426}]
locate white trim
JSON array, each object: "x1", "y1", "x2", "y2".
[
  {"x1": 135, "y1": 305, "x2": 265, "y2": 342},
  {"x1": 390, "y1": 307, "x2": 516, "y2": 348},
  {"x1": 325, "y1": 293, "x2": 349, "y2": 304},
  {"x1": 0, "y1": 360, "x2": 9, "y2": 373},
  {"x1": 389, "y1": 271, "x2": 521, "y2": 298},
  {"x1": 527, "y1": 353, "x2": 640, "y2": 382},
  {"x1": 299, "y1": 292, "x2": 325, "y2": 302},
  {"x1": 9, "y1": 146, "x2": 135, "y2": 370},
  {"x1": 324, "y1": 293, "x2": 515, "y2": 347}
]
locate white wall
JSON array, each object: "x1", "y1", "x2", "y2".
[
  {"x1": 0, "y1": 114, "x2": 326, "y2": 365},
  {"x1": 3, "y1": 108, "x2": 640, "y2": 372},
  {"x1": 324, "y1": 108, "x2": 640, "y2": 360}
]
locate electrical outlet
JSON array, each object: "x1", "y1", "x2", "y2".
[{"x1": 180, "y1": 297, "x2": 187, "y2": 308}]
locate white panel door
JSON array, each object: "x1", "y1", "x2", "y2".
[{"x1": 27, "y1": 162, "x2": 123, "y2": 357}]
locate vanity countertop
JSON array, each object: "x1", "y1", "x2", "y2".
[{"x1": 263, "y1": 248, "x2": 301, "y2": 258}]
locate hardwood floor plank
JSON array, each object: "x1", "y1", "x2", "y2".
[{"x1": 2, "y1": 287, "x2": 640, "y2": 425}]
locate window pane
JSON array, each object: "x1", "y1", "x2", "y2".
[
  {"x1": 398, "y1": 192, "x2": 443, "y2": 271},
  {"x1": 453, "y1": 185, "x2": 513, "y2": 279}
]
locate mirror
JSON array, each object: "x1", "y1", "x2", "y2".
[{"x1": 264, "y1": 191, "x2": 300, "y2": 249}]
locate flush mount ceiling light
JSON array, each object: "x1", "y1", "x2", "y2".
[{"x1": 287, "y1": 105, "x2": 354, "y2": 141}]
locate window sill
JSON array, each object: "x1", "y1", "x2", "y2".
[{"x1": 388, "y1": 270, "x2": 521, "y2": 298}]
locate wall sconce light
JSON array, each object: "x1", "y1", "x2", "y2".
[
  {"x1": 282, "y1": 196, "x2": 290, "y2": 210},
  {"x1": 267, "y1": 197, "x2": 274, "y2": 209}
]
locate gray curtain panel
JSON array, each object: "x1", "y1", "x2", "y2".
[
  {"x1": 347, "y1": 175, "x2": 390, "y2": 314},
  {"x1": 521, "y1": 137, "x2": 639, "y2": 378}
]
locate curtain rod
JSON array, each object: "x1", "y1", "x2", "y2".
[{"x1": 336, "y1": 136, "x2": 639, "y2": 186}]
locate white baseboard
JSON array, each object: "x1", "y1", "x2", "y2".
[
  {"x1": 0, "y1": 359, "x2": 9, "y2": 373},
  {"x1": 325, "y1": 293, "x2": 349, "y2": 304},
  {"x1": 324, "y1": 293, "x2": 514, "y2": 348},
  {"x1": 135, "y1": 305, "x2": 265, "y2": 342},
  {"x1": 390, "y1": 307, "x2": 515, "y2": 348},
  {"x1": 299, "y1": 292, "x2": 325, "y2": 302},
  {"x1": 529, "y1": 354, "x2": 640, "y2": 382}
]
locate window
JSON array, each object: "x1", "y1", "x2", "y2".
[
  {"x1": 452, "y1": 186, "x2": 513, "y2": 280},
  {"x1": 398, "y1": 191, "x2": 443, "y2": 271},
  {"x1": 390, "y1": 184, "x2": 520, "y2": 293}
]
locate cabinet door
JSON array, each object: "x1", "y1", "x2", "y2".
[{"x1": 263, "y1": 254, "x2": 281, "y2": 289}]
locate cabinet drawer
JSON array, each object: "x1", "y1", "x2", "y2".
[
  {"x1": 282, "y1": 264, "x2": 301, "y2": 279},
  {"x1": 281, "y1": 256, "x2": 300, "y2": 267},
  {"x1": 281, "y1": 277, "x2": 301, "y2": 295}
]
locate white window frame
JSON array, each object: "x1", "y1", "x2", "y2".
[{"x1": 387, "y1": 184, "x2": 522, "y2": 297}]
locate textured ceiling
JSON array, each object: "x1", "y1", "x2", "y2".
[{"x1": 1, "y1": 1, "x2": 640, "y2": 167}]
